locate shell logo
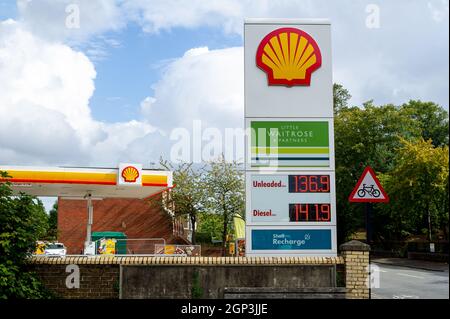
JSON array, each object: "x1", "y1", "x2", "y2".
[
  {"x1": 256, "y1": 27, "x2": 322, "y2": 87},
  {"x1": 121, "y1": 166, "x2": 140, "y2": 183}
]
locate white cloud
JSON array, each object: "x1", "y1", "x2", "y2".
[
  {"x1": 139, "y1": 96, "x2": 155, "y2": 118},
  {"x1": 16, "y1": 0, "x2": 126, "y2": 62},
  {"x1": 137, "y1": 46, "x2": 245, "y2": 163},
  {"x1": 14, "y1": 0, "x2": 317, "y2": 38},
  {"x1": 91, "y1": 120, "x2": 156, "y2": 165},
  {"x1": 0, "y1": 19, "x2": 98, "y2": 163},
  {"x1": 123, "y1": 0, "x2": 316, "y2": 35},
  {"x1": 17, "y1": 0, "x2": 125, "y2": 42},
  {"x1": 142, "y1": 46, "x2": 244, "y2": 131},
  {"x1": 122, "y1": 0, "x2": 243, "y2": 34},
  {"x1": 330, "y1": 0, "x2": 449, "y2": 108},
  {"x1": 0, "y1": 20, "x2": 158, "y2": 166},
  {"x1": 428, "y1": 0, "x2": 449, "y2": 23}
]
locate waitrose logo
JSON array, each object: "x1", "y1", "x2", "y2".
[{"x1": 252, "y1": 180, "x2": 285, "y2": 188}]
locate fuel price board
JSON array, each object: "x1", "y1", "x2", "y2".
[{"x1": 246, "y1": 172, "x2": 336, "y2": 226}]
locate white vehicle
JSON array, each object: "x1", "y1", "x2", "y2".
[{"x1": 44, "y1": 243, "x2": 67, "y2": 256}]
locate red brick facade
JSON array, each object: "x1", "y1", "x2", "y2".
[{"x1": 58, "y1": 197, "x2": 177, "y2": 254}]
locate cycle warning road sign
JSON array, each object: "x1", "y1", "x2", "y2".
[{"x1": 349, "y1": 166, "x2": 389, "y2": 203}]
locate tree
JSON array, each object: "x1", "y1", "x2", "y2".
[
  {"x1": 333, "y1": 100, "x2": 418, "y2": 242},
  {"x1": 203, "y1": 156, "x2": 244, "y2": 256},
  {"x1": 157, "y1": 161, "x2": 205, "y2": 245},
  {"x1": 333, "y1": 83, "x2": 352, "y2": 114},
  {"x1": 400, "y1": 100, "x2": 449, "y2": 147},
  {"x1": 377, "y1": 138, "x2": 449, "y2": 241},
  {"x1": 0, "y1": 171, "x2": 52, "y2": 299},
  {"x1": 332, "y1": 91, "x2": 449, "y2": 243},
  {"x1": 46, "y1": 202, "x2": 58, "y2": 240},
  {"x1": 196, "y1": 212, "x2": 224, "y2": 243}
]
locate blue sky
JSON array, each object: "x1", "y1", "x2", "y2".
[
  {"x1": 87, "y1": 23, "x2": 242, "y2": 123},
  {"x1": 0, "y1": 1, "x2": 16, "y2": 20}
]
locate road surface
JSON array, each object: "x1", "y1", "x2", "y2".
[{"x1": 371, "y1": 261, "x2": 449, "y2": 299}]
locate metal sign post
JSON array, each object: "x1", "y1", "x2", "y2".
[
  {"x1": 349, "y1": 166, "x2": 389, "y2": 299},
  {"x1": 365, "y1": 202, "x2": 373, "y2": 245}
]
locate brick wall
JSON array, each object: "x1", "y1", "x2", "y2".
[
  {"x1": 31, "y1": 264, "x2": 119, "y2": 299},
  {"x1": 29, "y1": 241, "x2": 371, "y2": 299},
  {"x1": 30, "y1": 255, "x2": 345, "y2": 299},
  {"x1": 340, "y1": 240, "x2": 370, "y2": 299},
  {"x1": 58, "y1": 197, "x2": 175, "y2": 254}
]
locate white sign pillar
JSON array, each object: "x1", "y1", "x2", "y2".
[{"x1": 244, "y1": 19, "x2": 336, "y2": 257}]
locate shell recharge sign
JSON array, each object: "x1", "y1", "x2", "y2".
[{"x1": 245, "y1": 19, "x2": 335, "y2": 257}]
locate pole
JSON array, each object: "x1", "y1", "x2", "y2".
[
  {"x1": 85, "y1": 193, "x2": 93, "y2": 252},
  {"x1": 365, "y1": 202, "x2": 373, "y2": 299},
  {"x1": 365, "y1": 203, "x2": 373, "y2": 245}
]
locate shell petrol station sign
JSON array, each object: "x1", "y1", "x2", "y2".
[
  {"x1": 255, "y1": 27, "x2": 322, "y2": 87},
  {"x1": 245, "y1": 19, "x2": 336, "y2": 257},
  {"x1": 118, "y1": 163, "x2": 143, "y2": 186}
]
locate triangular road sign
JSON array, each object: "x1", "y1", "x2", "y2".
[{"x1": 349, "y1": 166, "x2": 389, "y2": 203}]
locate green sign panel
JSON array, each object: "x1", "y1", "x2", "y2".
[{"x1": 251, "y1": 121, "x2": 330, "y2": 167}]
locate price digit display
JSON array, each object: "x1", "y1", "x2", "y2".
[
  {"x1": 289, "y1": 204, "x2": 331, "y2": 222},
  {"x1": 288, "y1": 175, "x2": 330, "y2": 193}
]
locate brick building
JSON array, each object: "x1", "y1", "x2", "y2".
[{"x1": 58, "y1": 196, "x2": 190, "y2": 254}]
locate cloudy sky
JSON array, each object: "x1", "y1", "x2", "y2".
[{"x1": 0, "y1": 0, "x2": 448, "y2": 171}]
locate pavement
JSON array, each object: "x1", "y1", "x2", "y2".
[
  {"x1": 372, "y1": 257, "x2": 449, "y2": 272},
  {"x1": 371, "y1": 258, "x2": 449, "y2": 299}
]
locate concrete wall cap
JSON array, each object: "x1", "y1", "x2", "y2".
[
  {"x1": 29, "y1": 255, "x2": 346, "y2": 265},
  {"x1": 339, "y1": 240, "x2": 370, "y2": 252}
]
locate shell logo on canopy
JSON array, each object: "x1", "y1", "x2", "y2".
[
  {"x1": 121, "y1": 166, "x2": 140, "y2": 182},
  {"x1": 256, "y1": 27, "x2": 322, "y2": 87},
  {"x1": 118, "y1": 163, "x2": 142, "y2": 186}
]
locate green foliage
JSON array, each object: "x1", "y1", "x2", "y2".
[
  {"x1": 193, "y1": 231, "x2": 211, "y2": 244},
  {"x1": 333, "y1": 86, "x2": 449, "y2": 243},
  {"x1": 377, "y1": 138, "x2": 449, "y2": 241},
  {"x1": 399, "y1": 100, "x2": 449, "y2": 147},
  {"x1": 0, "y1": 171, "x2": 53, "y2": 299},
  {"x1": 334, "y1": 101, "x2": 417, "y2": 242},
  {"x1": 203, "y1": 156, "x2": 244, "y2": 255},
  {"x1": 46, "y1": 202, "x2": 58, "y2": 240},
  {"x1": 333, "y1": 83, "x2": 351, "y2": 115},
  {"x1": 196, "y1": 212, "x2": 224, "y2": 242},
  {"x1": 153, "y1": 160, "x2": 206, "y2": 244}
]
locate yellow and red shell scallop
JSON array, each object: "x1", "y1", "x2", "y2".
[
  {"x1": 256, "y1": 27, "x2": 322, "y2": 86},
  {"x1": 121, "y1": 166, "x2": 139, "y2": 183}
]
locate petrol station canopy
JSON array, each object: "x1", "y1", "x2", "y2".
[{"x1": 0, "y1": 165, "x2": 173, "y2": 199}]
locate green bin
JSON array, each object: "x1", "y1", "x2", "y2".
[{"x1": 91, "y1": 231, "x2": 127, "y2": 255}]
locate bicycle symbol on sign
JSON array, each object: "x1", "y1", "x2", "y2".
[{"x1": 358, "y1": 184, "x2": 380, "y2": 198}]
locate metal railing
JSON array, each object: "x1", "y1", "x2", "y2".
[
  {"x1": 32, "y1": 238, "x2": 204, "y2": 257},
  {"x1": 94, "y1": 238, "x2": 166, "y2": 255},
  {"x1": 154, "y1": 244, "x2": 201, "y2": 257}
]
